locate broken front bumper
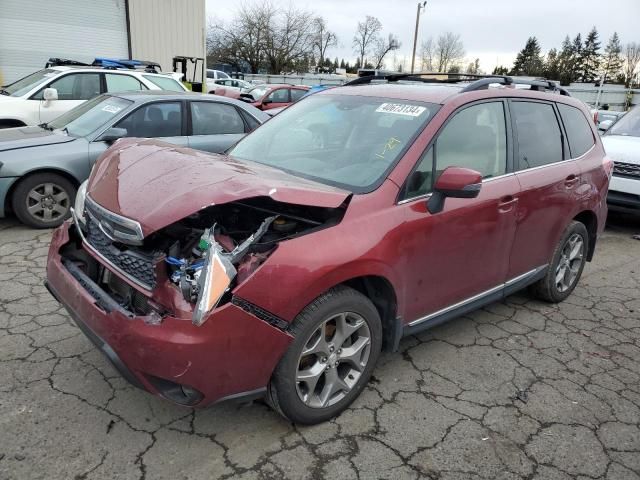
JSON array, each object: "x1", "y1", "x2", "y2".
[{"x1": 45, "y1": 222, "x2": 293, "y2": 407}]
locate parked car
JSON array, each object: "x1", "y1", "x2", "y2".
[
  {"x1": 205, "y1": 69, "x2": 231, "y2": 92},
  {"x1": 0, "y1": 65, "x2": 188, "y2": 128},
  {"x1": 46, "y1": 74, "x2": 611, "y2": 424},
  {"x1": 240, "y1": 84, "x2": 310, "y2": 111},
  {"x1": 601, "y1": 106, "x2": 640, "y2": 213},
  {"x1": 596, "y1": 110, "x2": 626, "y2": 133},
  {"x1": 208, "y1": 78, "x2": 254, "y2": 94},
  {"x1": 0, "y1": 91, "x2": 268, "y2": 228}
]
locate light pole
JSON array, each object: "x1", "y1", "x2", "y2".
[{"x1": 410, "y1": 1, "x2": 427, "y2": 74}]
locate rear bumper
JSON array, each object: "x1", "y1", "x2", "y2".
[{"x1": 46, "y1": 222, "x2": 293, "y2": 406}]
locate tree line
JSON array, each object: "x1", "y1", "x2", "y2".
[
  {"x1": 496, "y1": 28, "x2": 640, "y2": 87},
  {"x1": 207, "y1": 3, "x2": 400, "y2": 74}
]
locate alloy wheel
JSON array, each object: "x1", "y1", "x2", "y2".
[
  {"x1": 296, "y1": 312, "x2": 372, "y2": 408},
  {"x1": 555, "y1": 233, "x2": 584, "y2": 293},
  {"x1": 25, "y1": 183, "x2": 70, "y2": 223}
]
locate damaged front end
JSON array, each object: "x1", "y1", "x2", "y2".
[{"x1": 74, "y1": 196, "x2": 346, "y2": 325}]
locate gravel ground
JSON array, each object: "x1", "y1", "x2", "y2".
[{"x1": 0, "y1": 213, "x2": 639, "y2": 480}]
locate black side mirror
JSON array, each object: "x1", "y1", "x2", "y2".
[
  {"x1": 427, "y1": 166, "x2": 483, "y2": 214},
  {"x1": 96, "y1": 127, "x2": 127, "y2": 143}
]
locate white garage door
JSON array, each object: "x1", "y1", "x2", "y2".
[{"x1": 0, "y1": 0, "x2": 129, "y2": 85}]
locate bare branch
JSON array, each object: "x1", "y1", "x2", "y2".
[{"x1": 353, "y1": 16, "x2": 382, "y2": 68}]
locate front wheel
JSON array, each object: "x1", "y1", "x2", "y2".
[
  {"x1": 267, "y1": 286, "x2": 382, "y2": 424},
  {"x1": 12, "y1": 173, "x2": 76, "y2": 228},
  {"x1": 531, "y1": 221, "x2": 589, "y2": 303}
]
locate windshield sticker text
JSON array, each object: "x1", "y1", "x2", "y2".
[
  {"x1": 376, "y1": 103, "x2": 426, "y2": 117},
  {"x1": 102, "y1": 105, "x2": 122, "y2": 114}
]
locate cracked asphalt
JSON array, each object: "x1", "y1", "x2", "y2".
[{"x1": 1, "y1": 213, "x2": 639, "y2": 480}]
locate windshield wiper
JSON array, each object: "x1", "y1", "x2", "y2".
[
  {"x1": 38, "y1": 122, "x2": 53, "y2": 131},
  {"x1": 0, "y1": 89, "x2": 10, "y2": 96}
]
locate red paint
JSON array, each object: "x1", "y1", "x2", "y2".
[
  {"x1": 46, "y1": 85, "x2": 609, "y2": 406},
  {"x1": 248, "y1": 85, "x2": 309, "y2": 110},
  {"x1": 433, "y1": 166, "x2": 482, "y2": 191}
]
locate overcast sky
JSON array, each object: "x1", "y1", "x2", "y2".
[{"x1": 206, "y1": 0, "x2": 638, "y2": 72}]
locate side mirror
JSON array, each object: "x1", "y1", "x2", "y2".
[
  {"x1": 598, "y1": 119, "x2": 613, "y2": 132},
  {"x1": 262, "y1": 98, "x2": 272, "y2": 105},
  {"x1": 43, "y1": 88, "x2": 58, "y2": 102},
  {"x1": 96, "y1": 127, "x2": 127, "y2": 143},
  {"x1": 427, "y1": 166, "x2": 482, "y2": 214}
]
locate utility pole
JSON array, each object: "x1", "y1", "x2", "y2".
[{"x1": 410, "y1": 1, "x2": 427, "y2": 73}]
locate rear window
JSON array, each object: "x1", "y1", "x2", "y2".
[{"x1": 558, "y1": 103, "x2": 595, "y2": 158}]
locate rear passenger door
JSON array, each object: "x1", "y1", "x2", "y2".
[
  {"x1": 187, "y1": 101, "x2": 247, "y2": 153},
  {"x1": 507, "y1": 100, "x2": 579, "y2": 279},
  {"x1": 114, "y1": 101, "x2": 189, "y2": 147},
  {"x1": 105, "y1": 73, "x2": 147, "y2": 94}
]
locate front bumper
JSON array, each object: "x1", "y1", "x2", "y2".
[
  {"x1": 46, "y1": 222, "x2": 293, "y2": 406},
  {"x1": 608, "y1": 176, "x2": 640, "y2": 212}
]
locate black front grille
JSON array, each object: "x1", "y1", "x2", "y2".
[
  {"x1": 85, "y1": 218, "x2": 157, "y2": 289},
  {"x1": 613, "y1": 161, "x2": 640, "y2": 179}
]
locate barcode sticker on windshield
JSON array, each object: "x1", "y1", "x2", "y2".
[
  {"x1": 376, "y1": 103, "x2": 426, "y2": 116},
  {"x1": 102, "y1": 105, "x2": 122, "y2": 114}
]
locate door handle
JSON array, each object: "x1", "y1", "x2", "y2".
[
  {"x1": 564, "y1": 174, "x2": 579, "y2": 187},
  {"x1": 498, "y1": 195, "x2": 518, "y2": 212}
]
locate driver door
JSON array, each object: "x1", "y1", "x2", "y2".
[
  {"x1": 393, "y1": 100, "x2": 520, "y2": 323},
  {"x1": 263, "y1": 88, "x2": 290, "y2": 110},
  {"x1": 38, "y1": 73, "x2": 101, "y2": 124},
  {"x1": 114, "y1": 101, "x2": 189, "y2": 147}
]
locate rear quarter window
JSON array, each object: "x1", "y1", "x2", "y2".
[{"x1": 558, "y1": 103, "x2": 595, "y2": 158}]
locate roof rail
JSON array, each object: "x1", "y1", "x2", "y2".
[
  {"x1": 44, "y1": 57, "x2": 161, "y2": 73},
  {"x1": 45, "y1": 58, "x2": 90, "y2": 68},
  {"x1": 344, "y1": 72, "x2": 570, "y2": 96}
]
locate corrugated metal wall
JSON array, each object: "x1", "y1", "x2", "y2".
[
  {"x1": 128, "y1": 0, "x2": 206, "y2": 84},
  {"x1": 0, "y1": 0, "x2": 128, "y2": 84}
]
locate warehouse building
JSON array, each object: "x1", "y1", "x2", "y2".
[{"x1": 0, "y1": 0, "x2": 206, "y2": 85}]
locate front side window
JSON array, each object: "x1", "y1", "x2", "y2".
[
  {"x1": 558, "y1": 103, "x2": 595, "y2": 158},
  {"x1": 230, "y1": 94, "x2": 438, "y2": 191},
  {"x1": 191, "y1": 102, "x2": 245, "y2": 135},
  {"x1": 268, "y1": 89, "x2": 289, "y2": 103},
  {"x1": 33, "y1": 73, "x2": 101, "y2": 100},
  {"x1": 290, "y1": 89, "x2": 307, "y2": 102},
  {"x1": 512, "y1": 101, "x2": 563, "y2": 169},
  {"x1": 48, "y1": 95, "x2": 132, "y2": 137},
  {"x1": 4, "y1": 69, "x2": 58, "y2": 97},
  {"x1": 607, "y1": 106, "x2": 640, "y2": 137},
  {"x1": 401, "y1": 101, "x2": 507, "y2": 200},
  {"x1": 106, "y1": 74, "x2": 146, "y2": 93},
  {"x1": 142, "y1": 75, "x2": 185, "y2": 92},
  {"x1": 116, "y1": 102, "x2": 182, "y2": 138}
]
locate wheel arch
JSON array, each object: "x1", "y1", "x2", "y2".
[
  {"x1": 572, "y1": 210, "x2": 598, "y2": 261},
  {"x1": 4, "y1": 168, "x2": 81, "y2": 215}
]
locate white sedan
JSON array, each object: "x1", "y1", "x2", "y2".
[
  {"x1": 601, "y1": 106, "x2": 640, "y2": 214},
  {"x1": 207, "y1": 78, "x2": 254, "y2": 94}
]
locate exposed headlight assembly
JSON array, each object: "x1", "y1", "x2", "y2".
[{"x1": 73, "y1": 179, "x2": 88, "y2": 226}]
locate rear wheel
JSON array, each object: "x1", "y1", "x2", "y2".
[
  {"x1": 12, "y1": 173, "x2": 76, "y2": 228},
  {"x1": 267, "y1": 286, "x2": 382, "y2": 424},
  {"x1": 532, "y1": 221, "x2": 588, "y2": 303}
]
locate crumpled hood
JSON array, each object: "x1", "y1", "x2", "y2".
[
  {"x1": 602, "y1": 135, "x2": 640, "y2": 165},
  {"x1": 0, "y1": 126, "x2": 75, "y2": 152},
  {"x1": 87, "y1": 138, "x2": 351, "y2": 235}
]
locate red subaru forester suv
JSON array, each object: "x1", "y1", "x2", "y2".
[{"x1": 46, "y1": 74, "x2": 612, "y2": 424}]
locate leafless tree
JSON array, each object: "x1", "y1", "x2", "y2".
[
  {"x1": 312, "y1": 17, "x2": 337, "y2": 68},
  {"x1": 353, "y1": 16, "x2": 382, "y2": 68},
  {"x1": 419, "y1": 37, "x2": 435, "y2": 71},
  {"x1": 466, "y1": 58, "x2": 481, "y2": 74},
  {"x1": 435, "y1": 32, "x2": 465, "y2": 72},
  {"x1": 623, "y1": 42, "x2": 640, "y2": 87},
  {"x1": 372, "y1": 34, "x2": 401, "y2": 70},
  {"x1": 263, "y1": 4, "x2": 315, "y2": 74}
]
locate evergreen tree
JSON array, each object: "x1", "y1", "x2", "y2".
[
  {"x1": 340, "y1": 59, "x2": 346, "y2": 69},
  {"x1": 557, "y1": 35, "x2": 575, "y2": 85},
  {"x1": 492, "y1": 65, "x2": 509, "y2": 75},
  {"x1": 579, "y1": 27, "x2": 601, "y2": 82},
  {"x1": 602, "y1": 32, "x2": 623, "y2": 82},
  {"x1": 334, "y1": 57, "x2": 339, "y2": 70},
  {"x1": 570, "y1": 33, "x2": 583, "y2": 81},
  {"x1": 544, "y1": 48, "x2": 561, "y2": 80},
  {"x1": 510, "y1": 37, "x2": 544, "y2": 76}
]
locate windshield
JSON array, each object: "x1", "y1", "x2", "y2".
[
  {"x1": 48, "y1": 95, "x2": 132, "y2": 137},
  {"x1": 229, "y1": 94, "x2": 438, "y2": 192},
  {"x1": 3, "y1": 69, "x2": 58, "y2": 97},
  {"x1": 142, "y1": 75, "x2": 185, "y2": 92},
  {"x1": 246, "y1": 86, "x2": 269, "y2": 101},
  {"x1": 607, "y1": 107, "x2": 640, "y2": 137}
]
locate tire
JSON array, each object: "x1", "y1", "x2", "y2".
[
  {"x1": 12, "y1": 173, "x2": 76, "y2": 229},
  {"x1": 267, "y1": 286, "x2": 382, "y2": 424},
  {"x1": 531, "y1": 221, "x2": 589, "y2": 303}
]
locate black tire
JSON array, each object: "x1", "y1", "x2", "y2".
[
  {"x1": 267, "y1": 286, "x2": 382, "y2": 424},
  {"x1": 531, "y1": 221, "x2": 589, "y2": 303},
  {"x1": 12, "y1": 173, "x2": 76, "y2": 228}
]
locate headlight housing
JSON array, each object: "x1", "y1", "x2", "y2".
[{"x1": 73, "y1": 180, "x2": 88, "y2": 226}]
